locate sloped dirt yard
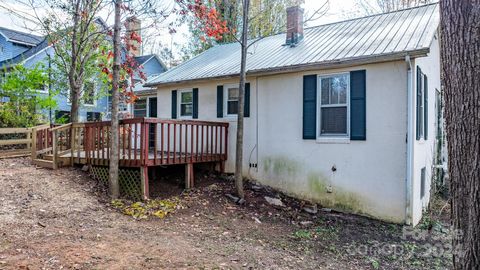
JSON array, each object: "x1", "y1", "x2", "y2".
[{"x1": 0, "y1": 158, "x2": 452, "y2": 269}]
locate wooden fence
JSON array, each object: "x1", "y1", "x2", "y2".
[{"x1": 0, "y1": 127, "x2": 34, "y2": 158}]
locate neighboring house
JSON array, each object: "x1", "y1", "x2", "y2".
[
  {"x1": 0, "y1": 25, "x2": 109, "y2": 122},
  {"x1": 130, "y1": 54, "x2": 167, "y2": 119},
  {"x1": 0, "y1": 27, "x2": 108, "y2": 122},
  {"x1": 144, "y1": 3, "x2": 442, "y2": 225},
  {"x1": 0, "y1": 19, "x2": 166, "y2": 123}
]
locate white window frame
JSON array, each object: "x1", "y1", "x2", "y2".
[
  {"x1": 317, "y1": 73, "x2": 350, "y2": 143},
  {"x1": 133, "y1": 97, "x2": 148, "y2": 118},
  {"x1": 224, "y1": 83, "x2": 241, "y2": 117},
  {"x1": 131, "y1": 96, "x2": 157, "y2": 118},
  {"x1": 178, "y1": 89, "x2": 193, "y2": 118}
]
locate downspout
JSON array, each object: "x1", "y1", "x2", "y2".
[
  {"x1": 255, "y1": 76, "x2": 259, "y2": 172},
  {"x1": 405, "y1": 55, "x2": 414, "y2": 225}
]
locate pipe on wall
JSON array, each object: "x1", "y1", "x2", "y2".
[{"x1": 405, "y1": 55, "x2": 414, "y2": 225}]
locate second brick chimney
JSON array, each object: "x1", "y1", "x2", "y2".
[
  {"x1": 126, "y1": 16, "x2": 142, "y2": 56},
  {"x1": 286, "y1": 6, "x2": 304, "y2": 46}
]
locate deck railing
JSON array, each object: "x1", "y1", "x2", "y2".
[
  {"x1": 31, "y1": 124, "x2": 53, "y2": 160},
  {"x1": 77, "y1": 118, "x2": 229, "y2": 167},
  {"x1": 0, "y1": 127, "x2": 33, "y2": 158},
  {"x1": 31, "y1": 118, "x2": 229, "y2": 169}
]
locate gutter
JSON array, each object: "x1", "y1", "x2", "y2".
[
  {"x1": 144, "y1": 48, "x2": 430, "y2": 88},
  {"x1": 405, "y1": 55, "x2": 414, "y2": 225}
]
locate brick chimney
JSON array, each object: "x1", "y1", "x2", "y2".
[
  {"x1": 286, "y1": 6, "x2": 304, "y2": 45},
  {"x1": 125, "y1": 16, "x2": 141, "y2": 56}
]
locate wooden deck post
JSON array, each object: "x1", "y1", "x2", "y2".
[
  {"x1": 31, "y1": 127, "x2": 37, "y2": 160},
  {"x1": 140, "y1": 166, "x2": 149, "y2": 200},
  {"x1": 185, "y1": 163, "x2": 194, "y2": 189},
  {"x1": 52, "y1": 130, "x2": 58, "y2": 170},
  {"x1": 70, "y1": 126, "x2": 75, "y2": 166}
]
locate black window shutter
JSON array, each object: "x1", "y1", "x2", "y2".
[
  {"x1": 423, "y1": 75, "x2": 428, "y2": 140},
  {"x1": 244, "y1": 83, "x2": 250, "y2": 117},
  {"x1": 303, "y1": 75, "x2": 317, "y2": 139},
  {"x1": 217, "y1": 85, "x2": 223, "y2": 118},
  {"x1": 416, "y1": 66, "x2": 422, "y2": 140},
  {"x1": 193, "y1": 88, "x2": 199, "y2": 119},
  {"x1": 171, "y1": 90, "x2": 177, "y2": 119},
  {"x1": 350, "y1": 70, "x2": 366, "y2": 140}
]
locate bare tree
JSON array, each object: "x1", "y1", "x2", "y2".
[
  {"x1": 234, "y1": 0, "x2": 251, "y2": 200},
  {"x1": 440, "y1": 0, "x2": 480, "y2": 269},
  {"x1": 355, "y1": 0, "x2": 431, "y2": 15},
  {"x1": 107, "y1": 0, "x2": 172, "y2": 198},
  {"x1": 28, "y1": 0, "x2": 111, "y2": 123},
  {"x1": 233, "y1": 1, "x2": 328, "y2": 199},
  {"x1": 109, "y1": 0, "x2": 122, "y2": 199}
]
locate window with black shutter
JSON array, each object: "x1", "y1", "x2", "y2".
[
  {"x1": 318, "y1": 74, "x2": 349, "y2": 136},
  {"x1": 221, "y1": 83, "x2": 250, "y2": 117},
  {"x1": 179, "y1": 90, "x2": 193, "y2": 117},
  {"x1": 303, "y1": 70, "x2": 365, "y2": 141}
]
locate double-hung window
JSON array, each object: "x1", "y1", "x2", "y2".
[
  {"x1": 225, "y1": 85, "x2": 239, "y2": 116},
  {"x1": 318, "y1": 73, "x2": 349, "y2": 137},
  {"x1": 179, "y1": 90, "x2": 193, "y2": 117},
  {"x1": 133, "y1": 98, "x2": 147, "y2": 117}
]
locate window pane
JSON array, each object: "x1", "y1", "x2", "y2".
[
  {"x1": 321, "y1": 75, "x2": 348, "y2": 105},
  {"x1": 181, "y1": 104, "x2": 193, "y2": 116},
  {"x1": 181, "y1": 92, "x2": 192, "y2": 103},
  {"x1": 228, "y1": 87, "x2": 239, "y2": 100},
  {"x1": 321, "y1": 78, "x2": 330, "y2": 105},
  {"x1": 134, "y1": 99, "x2": 147, "y2": 117},
  {"x1": 332, "y1": 75, "x2": 347, "y2": 104},
  {"x1": 135, "y1": 99, "x2": 147, "y2": 109},
  {"x1": 227, "y1": 100, "x2": 238, "y2": 115},
  {"x1": 321, "y1": 107, "x2": 347, "y2": 134}
]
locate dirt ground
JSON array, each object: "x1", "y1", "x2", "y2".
[{"x1": 0, "y1": 158, "x2": 452, "y2": 269}]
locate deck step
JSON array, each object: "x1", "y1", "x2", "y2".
[{"x1": 32, "y1": 158, "x2": 54, "y2": 169}]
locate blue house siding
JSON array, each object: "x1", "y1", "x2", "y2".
[
  {"x1": 0, "y1": 35, "x2": 31, "y2": 62},
  {"x1": 142, "y1": 57, "x2": 166, "y2": 77},
  {"x1": 2, "y1": 27, "x2": 166, "y2": 123},
  {"x1": 22, "y1": 46, "x2": 109, "y2": 122}
]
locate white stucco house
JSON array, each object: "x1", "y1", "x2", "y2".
[{"x1": 144, "y1": 3, "x2": 441, "y2": 225}]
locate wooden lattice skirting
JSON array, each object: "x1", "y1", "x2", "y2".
[{"x1": 90, "y1": 165, "x2": 142, "y2": 201}]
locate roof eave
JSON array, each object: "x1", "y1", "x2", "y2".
[{"x1": 144, "y1": 48, "x2": 430, "y2": 88}]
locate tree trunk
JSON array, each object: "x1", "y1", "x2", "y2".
[
  {"x1": 234, "y1": 0, "x2": 250, "y2": 200},
  {"x1": 440, "y1": 1, "x2": 480, "y2": 269},
  {"x1": 108, "y1": 0, "x2": 121, "y2": 199},
  {"x1": 70, "y1": 85, "x2": 81, "y2": 123},
  {"x1": 69, "y1": 1, "x2": 81, "y2": 124}
]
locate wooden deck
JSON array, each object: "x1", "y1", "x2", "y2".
[
  {"x1": 55, "y1": 149, "x2": 226, "y2": 167},
  {"x1": 31, "y1": 118, "x2": 229, "y2": 198}
]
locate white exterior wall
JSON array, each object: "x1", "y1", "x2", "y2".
[
  {"x1": 156, "y1": 60, "x2": 412, "y2": 223},
  {"x1": 411, "y1": 34, "x2": 441, "y2": 225}
]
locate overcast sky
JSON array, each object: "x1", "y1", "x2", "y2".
[{"x1": 0, "y1": 0, "x2": 369, "y2": 58}]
